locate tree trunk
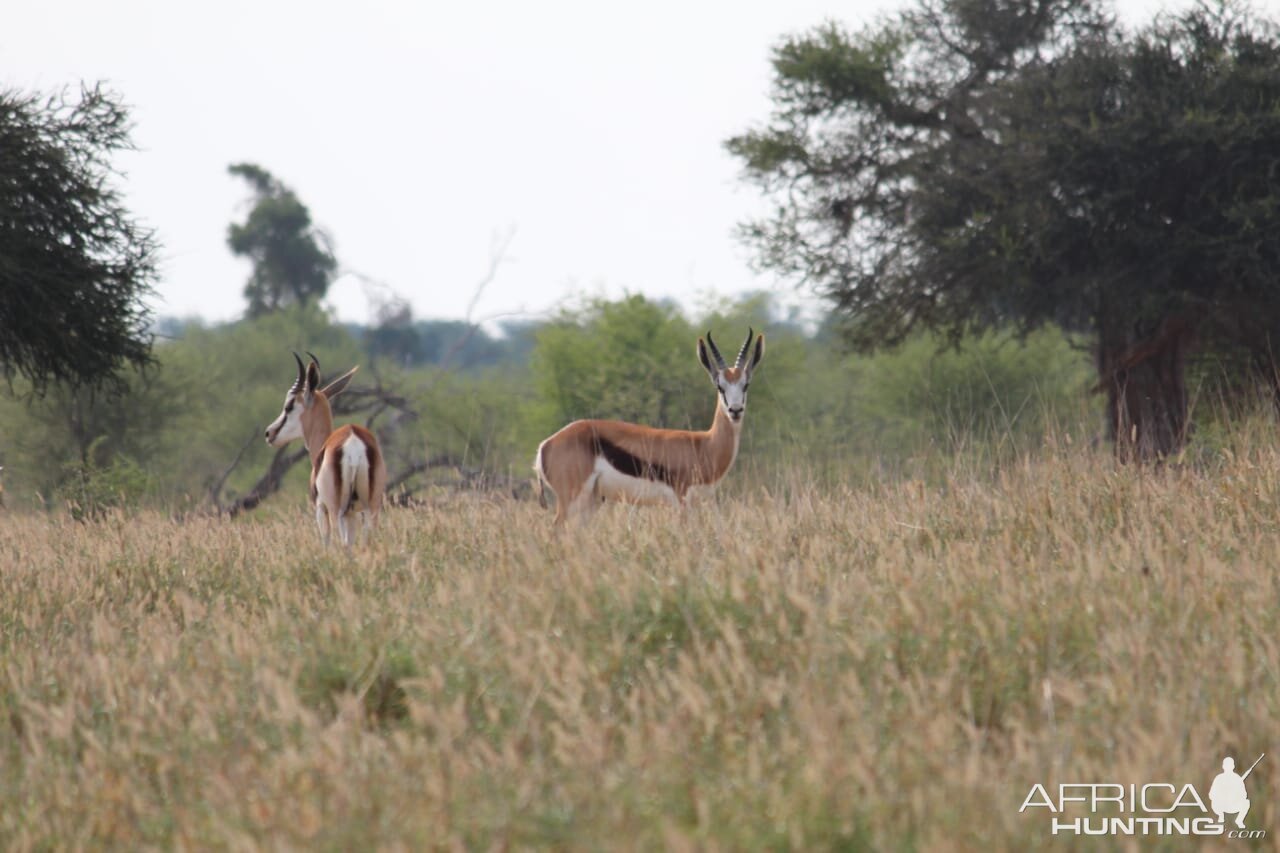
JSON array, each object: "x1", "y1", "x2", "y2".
[{"x1": 1098, "y1": 317, "x2": 1194, "y2": 463}]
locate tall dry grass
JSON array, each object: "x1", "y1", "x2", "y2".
[{"x1": 0, "y1": 441, "x2": 1276, "y2": 850}]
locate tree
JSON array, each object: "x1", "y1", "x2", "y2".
[
  {"x1": 998, "y1": 7, "x2": 1280, "y2": 457},
  {"x1": 227, "y1": 163, "x2": 336, "y2": 317},
  {"x1": 0, "y1": 84, "x2": 157, "y2": 389},
  {"x1": 729, "y1": 0, "x2": 1280, "y2": 459}
]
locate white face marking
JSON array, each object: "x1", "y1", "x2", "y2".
[
  {"x1": 699, "y1": 331, "x2": 763, "y2": 425},
  {"x1": 265, "y1": 391, "x2": 305, "y2": 446},
  {"x1": 716, "y1": 372, "x2": 751, "y2": 423}
]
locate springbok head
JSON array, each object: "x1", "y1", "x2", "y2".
[
  {"x1": 697, "y1": 328, "x2": 765, "y2": 423},
  {"x1": 264, "y1": 352, "x2": 358, "y2": 447}
]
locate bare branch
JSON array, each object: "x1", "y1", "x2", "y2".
[
  {"x1": 211, "y1": 445, "x2": 309, "y2": 517},
  {"x1": 386, "y1": 453, "x2": 462, "y2": 493},
  {"x1": 207, "y1": 427, "x2": 258, "y2": 508},
  {"x1": 436, "y1": 225, "x2": 517, "y2": 372}
]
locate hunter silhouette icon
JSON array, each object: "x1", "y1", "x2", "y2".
[{"x1": 1210, "y1": 754, "x2": 1263, "y2": 829}]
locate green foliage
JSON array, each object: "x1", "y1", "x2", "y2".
[
  {"x1": 160, "y1": 303, "x2": 364, "y2": 499},
  {"x1": 847, "y1": 327, "x2": 1093, "y2": 454},
  {"x1": 227, "y1": 163, "x2": 337, "y2": 318},
  {"x1": 730, "y1": 324, "x2": 1093, "y2": 485},
  {"x1": 532, "y1": 296, "x2": 706, "y2": 432},
  {"x1": 0, "y1": 294, "x2": 1093, "y2": 511},
  {"x1": 0, "y1": 303, "x2": 363, "y2": 509},
  {"x1": 55, "y1": 438, "x2": 153, "y2": 521},
  {"x1": 726, "y1": 0, "x2": 1107, "y2": 349},
  {"x1": 729, "y1": 0, "x2": 1280, "y2": 457},
  {"x1": 981, "y1": 2, "x2": 1280, "y2": 344},
  {"x1": 0, "y1": 83, "x2": 157, "y2": 390},
  {"x1": 769, "y1": 23, "x2": 903, "y2": 122},
  {"x1": 379, "y1": 363, "x2": 540, "y2": 484},
  {"x1": 0, "y1": 364, "x2": 189, "y2": 505}
]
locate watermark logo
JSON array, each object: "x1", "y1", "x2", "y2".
[
  {"x1": 1211, "y1": 755, "x2": 1260, "y2": 829},
  {"x1": 1020, "y1": 754, "x2": 1265, "y2": 839}
]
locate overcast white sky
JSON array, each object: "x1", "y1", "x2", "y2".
[{"x1": 8, "y1": 0, "x2": 1186, "y2": 328}]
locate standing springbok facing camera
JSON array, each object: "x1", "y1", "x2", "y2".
[
  {"x1": 265, "y1": 353, "x2": 387, "y2": 546},
  {"x1": 534, "y1": 328, "x2": 765, "y2": 526}
]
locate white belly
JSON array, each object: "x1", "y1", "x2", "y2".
[{"x1": 593, "y1": 457, "x2": 677, "y2": 505}]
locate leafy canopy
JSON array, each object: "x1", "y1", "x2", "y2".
[
  {"x1": 0, "y1": 84, "x2": 157, "y2": 390},
  {"x1": 728, "y1": 0, "x2": 1280, "y2": 356}
]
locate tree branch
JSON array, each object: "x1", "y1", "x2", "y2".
[{"x1": 211, "y1": 445, "x2": 310, "y2": 517}]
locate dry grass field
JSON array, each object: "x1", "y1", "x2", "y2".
[{"x1": 0, "y1": 444, "x2": 1277, "y2": 850}]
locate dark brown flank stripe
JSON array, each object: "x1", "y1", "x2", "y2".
[
  {"x1": 594, "y1": 435, "x2": 676, "y2": 487},
  {"x1": 329, "y1": 444, "x2": 344, "y2": 504},
  {"x1": 364, "y1": 434, "x2": 380, "y2": 491}
]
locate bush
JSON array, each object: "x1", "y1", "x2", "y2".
[
  {"x1": 729, "y1": 325, "x2": 1095, "y2": 485},
  {"x1": 851, "y1": 327, "x2": 1093, "y2": 454},
  {"x1": 56, "y1": 438, "x2": 153, "y2": 520},
  {"x1": 0, "y1": 296, "x2": 1097, "y2": 511},
  {"x1": 532, "y1": 295, "x2": 704, "y2": 432}
]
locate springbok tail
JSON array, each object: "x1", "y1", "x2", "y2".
[
  {"x1": 534, "y1": 441, "x2": 549, "y2": 509},
  {"x1": 340, "y1": 437, "x2": 370, "y2": 517}
]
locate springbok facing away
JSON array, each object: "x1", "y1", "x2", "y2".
[
  {"x1": 264, "y1": 353, "x2": 387, "y2": 546},
  {"x1": 534, "y1": 328, "x2": 765, "y2": 526}
]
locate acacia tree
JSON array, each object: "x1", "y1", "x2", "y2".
[
  {"x1": 227, "y1": 163, "x2": 336, "y2": 317},
  {"x1": 0, "y1": 84, "x2": 157, "y2": 389},
  {"x1": 729, "y1": 0, "x2": 1280, "y2": 459}
]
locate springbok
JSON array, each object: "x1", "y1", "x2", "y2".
[
  {"x1": 264, "y1": 353, "x2": 387, "y2": 546},
  {"x1": 534, "y1": 328, "x2": 765, "y2": 525}
]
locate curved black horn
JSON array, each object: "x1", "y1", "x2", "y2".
[
  {"x1": 734, "y1": 327, "x2": 755, "y2": 368},
  {"x1": 291, "y1": 351, "x2": 306, "y2": 391},
  {"x1": 705, "y1": 331, "x2": 728, "y2": 370},
  {"x1": 305, "y1": 351, "x2": 320, "y2": 372}
]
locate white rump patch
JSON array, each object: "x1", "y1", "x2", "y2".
[{"x1": 340, "y1": 434, "x2": 369, "y2": 512}]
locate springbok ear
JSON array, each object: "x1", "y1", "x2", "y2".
[
  {"x1": 305, "y1": 361, "x2": 321, "y2": 398},
  {"x1": 697, "y1": 338, "x2": 717, "y2": 380},
  {"x1": 321, "y1": 366, "x2": 359, "y2": 399},
  {"x1": 748, "y1": 333, "x2": 765, "y2": 373}
]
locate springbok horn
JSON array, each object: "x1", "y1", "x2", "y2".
[
  {"x1": 705, "y1": 331, "x2": 728, "y2": 370},
  {"x1": 305, "y1": 351, "x2": 320, "y2": 371},
  {"x1": 734, "y1": 327, "x2": 755, "y2": 369},
  {"x1": 291, "y1": 351, "x2": 306, "y2": 392}
]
